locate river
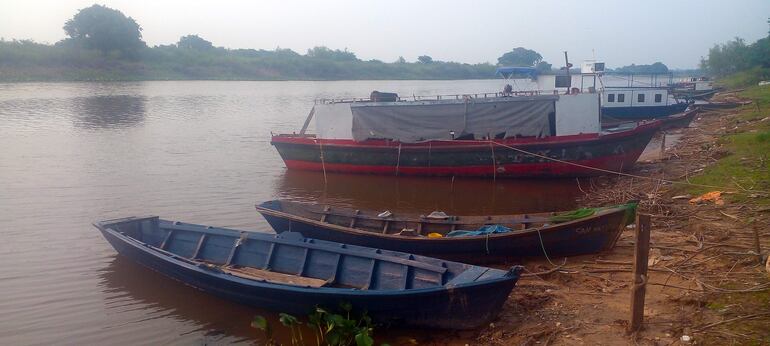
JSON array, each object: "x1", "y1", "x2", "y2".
[{"x1": 0, "y1": 79, "x2": 653, "y2": 344}]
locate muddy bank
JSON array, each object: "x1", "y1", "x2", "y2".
[{"x1": 410, "y1": 93, "x2": 770, "y2": 345}]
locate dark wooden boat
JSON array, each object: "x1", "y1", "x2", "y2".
[
  {"x1": 95, "y1": 216, "x2": 523, "y2": 329},
  {"x1": 256, "y1": 200, "x2": 637, "y2": 263},
  {"x1": 602, "y1": 109, "x2": 698, "y2": 131},
  {"x1": 272, "y1": 121, "x2": 660, "y2": 178},
  {"x1": 698, "y1": 100, "x2": 752, "y2": 110}
]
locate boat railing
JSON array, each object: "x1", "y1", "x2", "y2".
[{"x1": 314, "y1": 90, "x2": 559, "y2": 105}]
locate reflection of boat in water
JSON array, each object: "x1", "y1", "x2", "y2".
[
  {"x1": 99, "y1": 257, "x2": 263, "y2": 344},
  {"x1": 257, "y1": 200, "x2": 636, "y2": 263},
  {"x1": 274, "y1": 169, "x2": 584, "y2": 215},
  {"x1": 96, "y1": 217, "x2": 523, "y2": 329}
]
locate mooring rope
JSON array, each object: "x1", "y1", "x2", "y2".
[
  {"x1": 317, "y1": 139, "x2": 327, "y2": 184},
  {"x1": 484, "y1": 140, "x2": 769, "y2": 196}
]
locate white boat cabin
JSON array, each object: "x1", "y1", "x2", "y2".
[{"x1": 601, "y1": 88, "x2": 673, "y2": 108}]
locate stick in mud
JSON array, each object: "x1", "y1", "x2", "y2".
[{"x1": 629, "y1": 214, "x2": 651, "y2": 332}]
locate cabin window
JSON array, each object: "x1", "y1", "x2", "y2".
[
  {"x1": 617, "y1": 94, "x2": 625, "y2": 102},
  {"x1": 607, "y1": 94, "x2": 615, "y2": 102},
  {"x1": 555, "y1": 75, "x2": 571, "y2": 88},
  {"x1": 638, "y1": 94, "x2": 645, "y2": 103},
  {"x1": 655, "y1": 94, "x2": 662, "y2": 102}
]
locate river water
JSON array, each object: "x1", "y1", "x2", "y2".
[{"x1": 0, "y1": 79, "x2": 644, "y2": 344}]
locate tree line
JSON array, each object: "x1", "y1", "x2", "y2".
[
  {"x1": 0, "y1": 4, "x2": 678, "y2": 82},
  {"x1": 700, "y1": 19, "x2": 770, "y2": 85}
]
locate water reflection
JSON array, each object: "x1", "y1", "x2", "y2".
[
  {"x1": 73, "y1": 95, "x2": 147, "y2": 129},
  {"x1": 99, "y1": 257, "x2": 266, "y2": 344},
  {"x1": 275, "y1": 170, "x2": 582, "y2": 215}
]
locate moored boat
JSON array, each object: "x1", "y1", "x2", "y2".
[
  {"x1": 602, "y1": 108, "x2": 698, "y2": 130},
  {"x1": 95, "y1": 216, "x2": 523, "y2": 329},
  {"x1": 271, "y1": 92, "x2": 661, "y2": 177},
  {"x1": 670, "y1": 77, "x2": 721, "y2": 100},
  {"x1": 256, "y1": 200, "x2": 637, "y2": 263},
  {"x1": 600, "y1": 87, "x2": 690, "y2": 120}
]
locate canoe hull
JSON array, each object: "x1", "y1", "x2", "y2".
[
  {"x1": 98, "y1": 222, "x2": 519, "y2": 329},
  {"x1": 602, "y1": 109, "x2": 697, "y2": 131},
  {"x1": 257, "y1": 202, "x2": 633, "y2": 263},
  {"x1": 272, "y1": 121, "x2": 660, "y2": 178}
]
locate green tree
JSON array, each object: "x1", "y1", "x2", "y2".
[
  {"x1": 62, "y1": 4, "x2": 145, "y2": 56},
  {"x1": 535, "y1": 61, "x2": 552, "y2": 73},
  {"x1": 417, "y1": 55, "x2": 433, "y2": 64},
  {"x1": 396, "y1": 56, "x2": 406, "y2": 64},
  {"x1": 497, "y1": 47, "x2": 542, "y2": 66},
  {"x1": 177, "y1": 35, "x2": 214, "y2": 50},
  {"x1": 306, "y1": 46, "x2": 358, "y2": 61}
]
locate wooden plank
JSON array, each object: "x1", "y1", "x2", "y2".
[
  {"x1": 326, "y1": 253, "x2": 342, "y2": 285},
  {"x1": 263, "y1": 243, "x2": 276, "y2": 269},
  {"x1": 320, "y1": 206, "x2": 331, "y2": 223},
  {"x1": 164, "y1": 218, "x2": 447, "y2": 274},
  {"x1": 362, "y1": 259, "x2": 377, "y2": 290},
  {"x1": 225, "y1": 236, "x2": 244, "y2": 265},
  {"x1": 160, "y1": 230, "x2": 174, "y2": 250},
  {"x1": 222, "y1": 266, "x2": 327, "y2": 288},
  {"x1": 297, "y1": 248, "x2": 310, "y2": 276},
  {"x1": 349, "y1": 210, "x2": 360, "y2": 228},
  {"x1": 191, "y1": 234, "x2": 207, "y2": 259},
  {"x1": 629, "y1": 214, "x2": 651, "y2": 332}
]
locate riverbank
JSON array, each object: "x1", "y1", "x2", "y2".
[
  {"x1": 401, "y1": 87, "x2": 770, "y2": 345},
  {"x1": 0, "y1": 40, "x2": 495, "y2": 82}
]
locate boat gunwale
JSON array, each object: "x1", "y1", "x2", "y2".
[
  {"x1": 95, "y1": 221, "x2": 519, "y2": 295},
  {"x1": 255, "y1": 201, "x2": 634, "y2": 242},
  {"x1": 270, "y1": 120, "x2": 661, "y2": 149}
]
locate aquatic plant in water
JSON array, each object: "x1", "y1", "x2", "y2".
[{"x1": 252, "y1": 302, "x2": 383, "y2": 346}]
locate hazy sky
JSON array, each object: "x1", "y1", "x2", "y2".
[{"x1": 1, "y1": 0, "x2": 768, "y2": 68}]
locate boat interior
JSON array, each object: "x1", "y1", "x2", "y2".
[
  {"x1": 258, "y1": 200, "x2": 614, "y2": 237},
  {"x1": 97, "y1": 217, "x2": 504, "y2": 290}
]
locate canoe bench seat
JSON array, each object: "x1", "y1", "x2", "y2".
[{"x1": 221, "y1": 265, "x2": 328, "y2": 288}]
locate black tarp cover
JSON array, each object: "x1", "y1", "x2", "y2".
[{"x1": 350, "y1": 95, "x2": 557, "y2": 142}]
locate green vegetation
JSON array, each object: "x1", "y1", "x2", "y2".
[
  {"x1": 496, "y1": 47, "x2": 553, "y2": 73},
  {"x1": 0, "y1": 4, "x2": 502, "y2": 82},
  {"x1": 700, "y1": 27, "x2": 770, "y2": 87},
  {"x1": 684, "y1": 21, "x2": 770, "y2": 202},
  {"x1": 251, "y1": 303, "x2": 385, "y2": 346},
  {"x1": 610, "y1": 62, "x2": 669, "y2": 74},
  {"x1": 685, "y1": 85, "x2": 770, "y2": 204}
]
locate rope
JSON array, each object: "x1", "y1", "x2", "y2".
[
  {"x1": 395, "y1": 143, "x2": 402, "y2": 176},
  {"x1": 537, "y1": 228, "x2": 562, "y2": 267},
  {"x1": 317, "y1": 139, "x2": 327, "y2": 185},
  {"x1": 485, "y1": 140, "x2": 769, "y2": 196}
]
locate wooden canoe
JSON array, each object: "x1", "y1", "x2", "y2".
[
  {"x1": 256, "y1": 200, "x2": 637, "y2": 263},
  {"x1": 94, "y1": 216, "x2": 522, "y2": 329}
]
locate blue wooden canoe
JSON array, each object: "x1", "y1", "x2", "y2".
[
  {"x1": 256, "y1": 200, "x2": 637, "y2": 263},
  {"x1": 94, "y1": 216, "x2": 523, "y2": 329}
]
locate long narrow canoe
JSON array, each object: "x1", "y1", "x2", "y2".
[
  {"x1": 95, "y1": 217, "x2": 522, "y2": 329},
  {"x1": 256, "y1": 200, "x2": 637, "y2": 263},
  {"x1": 603, "y1": 109, "x2": 697, "y2": 131}
]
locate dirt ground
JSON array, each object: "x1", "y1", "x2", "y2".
[{"x1": 409, "y1": 95, "x2": 770, "y2": 346}]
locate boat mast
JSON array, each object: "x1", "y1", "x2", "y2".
[{"x1": 563, "y1": 51, "x2": 572, "y2": 94}]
